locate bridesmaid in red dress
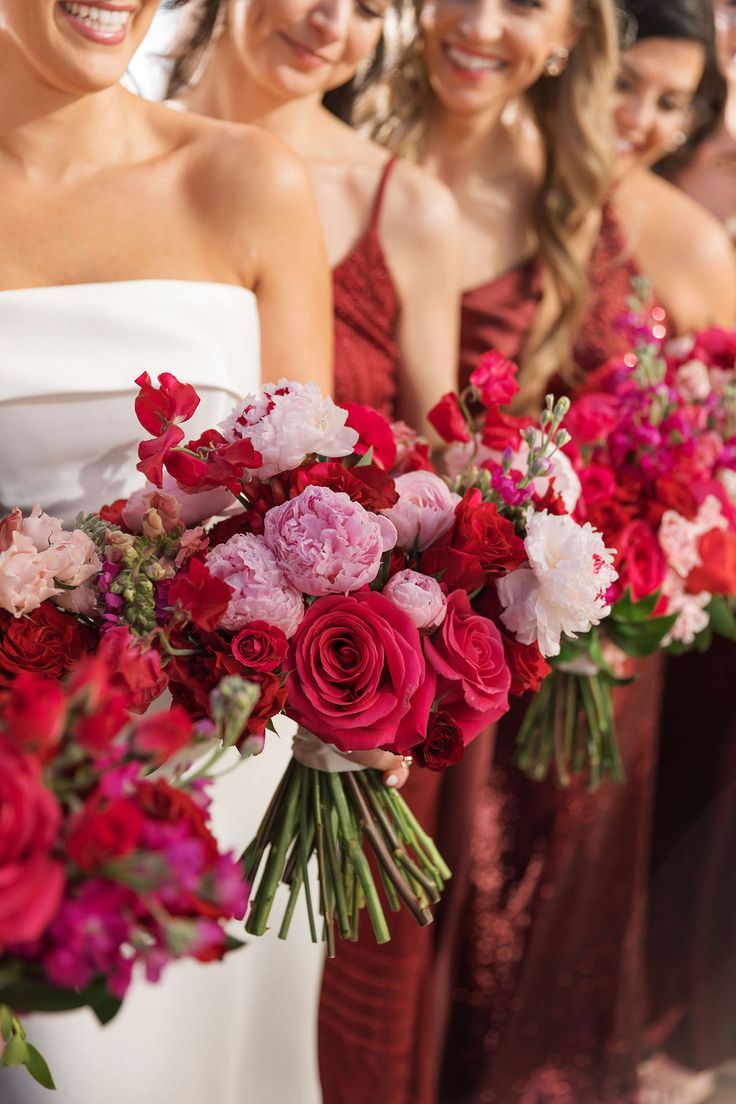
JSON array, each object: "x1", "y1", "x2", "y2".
[{"x1": 319, "y1": 2, "x2": 735, "y2": 1102}]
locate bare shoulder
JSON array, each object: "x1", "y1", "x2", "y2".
[
  {"x1": 381, "y1": 157, "x2": 460, "y2": 253},
  {"x1": 637, "y1": 171, "x2": 733, "y2": 275}
]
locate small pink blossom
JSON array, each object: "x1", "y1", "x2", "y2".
[
  {"x1": 0, "y1": 532, "x2": 59, "y2": 616},
  {"x1": 658, "y1": 512, "x2": 702, "y2": 578},
  {"x1": 122, "y1": 488, "x2": 183, "y2": 535},
  {"x1": 206, "y1": 533, "x2": 304, "y2": 637},
  {"x1": 675, "y1": 359, "x2": 711, "y2": 402},
  {"x1": 382, "y1": 472, "x2": 461, "y2": 552},
  {"x1": 382, "y1": 570, "x2": 447, "y2": 632},
  {"x1": 661, "y1": 572, "x2": 711, "y2": 646},
  {"x1": 221, "y1": 380, "x2": 358, "y2": 480},
  {"x1": 264, "y1": 485, "x2": 397, "y2": 596}
]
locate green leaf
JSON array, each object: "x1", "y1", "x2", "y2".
[
  {"x1": 606, "y1": 612, "x2": 678, "y2": 657},
  {"x1": 224, "y1": 934, "x2": 247, "y2": 953},
  {"x1": 1, "y1": 1033, "x2": 29, "y2": 1068},
  {"x1": 0, "y1": 1005, "x2": 13, "y2": 1042},
  {"x1": 708, "y1": 596, "x2": 736, "y2": 642},
  {"x1": 610, "y1": 588, "x2": 664, "y2": 624},
  {"x1": 24, "y1": 1044, "x2": 56, "y2": 1091},
  {"x1": 354, "y1": 446, "x2": 374, "y2": 468},
  {"x1": 0, "y1": 977, "x2": 121, "y2": 1025}
]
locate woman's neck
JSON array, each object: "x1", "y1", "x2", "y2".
[
  {"x1": 422, "y1": 96, "x2": 527, "y2": 185},
  {"x1": 184, "y1": 33, "x2": 325, "y2": 153}
]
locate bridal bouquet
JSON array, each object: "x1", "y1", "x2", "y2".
[
  {"x1": 0, "y1": 653, "x2": 255, "y2": 1089},
  {"x1": 429, "y1": 352, "x2": 620, "y2": 788}
]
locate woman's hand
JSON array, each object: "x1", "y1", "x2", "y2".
[{"x1": 348, "y1": 749, "x2": 412, "y2": 790}]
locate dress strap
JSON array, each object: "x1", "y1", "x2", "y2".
[{"x1": 369, "y1": 156, "x2": 399, "y2": 230}]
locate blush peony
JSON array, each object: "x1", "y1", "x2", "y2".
[
  {"x1": 382, "y1": 471, "x2": 461, "y2": 552},
  {"x1": 206, "y1": 533, "x2": 305, "y2": 637},
  {"x1": 497, "y1": 511, "x2": 618, "y2": 657},
  {"x1": 264, "y1": 485, "x2": 397, "y2": 596}
]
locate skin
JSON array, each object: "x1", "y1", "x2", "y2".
[
  {"x1": 185, "y1": 0, "x2": 465, "y2": 785},
  {"x1": 610, "y1": 36, "x2": 736, "y2": 331},
  {"x1": 0, "y1": 0, "x2": 333, "y2": 388},
  {"x1": 675, "y1": 0, "x2": 736, "y2": 240}
]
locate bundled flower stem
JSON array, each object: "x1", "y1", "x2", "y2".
[{"x1": 243, "y1": 763, "x2": 450, "y2": 957}]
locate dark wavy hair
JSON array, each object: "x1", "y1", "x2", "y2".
[{"x1": 618, "y1": 0, "x2": 727, "y2": 177}]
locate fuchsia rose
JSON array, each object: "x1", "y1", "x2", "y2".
[
  {"x1": 382, "y1": 570, "x2": 447, "y2": 632},
  {"x1": 0, "y1": 741, "x2": 65, "y2": 948},
  {"x1": 264, "y1": 485, "x2": 397, "y2": 596},
  {"x1": 423, "y1": 590, "x2": 510, "y2": 741},
  {"x1": 382, "y1": 472, "x2": 461, "y2": 552},
  {"x1": 564, "y1": 393, "x2": 620, "y2": 445},
  {"x1": 469, "y1": 350, "x2": 520, "y2": 406},
  {"x1": 286, "y1": 590, "x2": 434, "y2": 754},
  {"x1": 206, "y1": 533, "x2": 305, "y2": 638},
  {"x1": 617, "y1": 521, "x2": 667, "y2": 601}
]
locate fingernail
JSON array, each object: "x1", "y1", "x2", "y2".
[{"x1": 385, "y1": 773, "x2": 399, "y2": 788}]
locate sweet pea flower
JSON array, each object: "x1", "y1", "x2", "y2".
[
  {"x1": 382, "y1": 472, "x2": 461, "y2": 552},
  {"x1": 264, "y1": 485, "x2": 397, "y2": 596}
]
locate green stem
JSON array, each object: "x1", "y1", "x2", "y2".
[{"x1": 245, "y1": 767, "x2": 302, "y2": 936}]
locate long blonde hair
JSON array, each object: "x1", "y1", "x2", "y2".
[{"x1": 357, "y1": 0, "x2": 620, "y2": 407}]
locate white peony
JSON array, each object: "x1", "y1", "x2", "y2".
[
  {"x1": 497, "y1": 511, "x2": 618, "y2": 657},
  {"x1": 220, "y1": 379, "x2": 359, "y2": 480}
]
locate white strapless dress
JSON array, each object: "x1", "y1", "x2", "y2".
[{"x1": 0, "y1": 282, "x2": 323, "y2": 1104}]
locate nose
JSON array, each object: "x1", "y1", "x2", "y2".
[
  {"x1": 618, "y1": 93, "x2": 658, "y2": 143},
  {"x1": 307, "y1": 0, "x2": 351, "y2": 41},
  {"x1": 455, "y1": 0, "x2": 504, "y2": 45}
]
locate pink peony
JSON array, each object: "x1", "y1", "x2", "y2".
[
  {"x1": 206, "y1": 533, "x2": 305, "y2": 637},
  {"x1": 220, "y1": 379, "x2": 358, "y2": 480},
  {"x1": 264, "y1": 485, "x2": 397, "y2": 596},
  {"x1": 497, "y1": 511, "x2": 618, "y2": 657},
  {"x1": 286, "y1": 590, "x2": 434, "y2": 754},
  {"x1": 382, "y1": 472, "x2": 461, "y2": 552},
  {"x1": 383, "y1": 570, "x2": 447, "y2": 632}
]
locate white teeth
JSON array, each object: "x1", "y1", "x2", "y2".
[
  {"x1": 61, "y1": 1, "x2": 131, "y2": 34},
  {"x1": 445, "y1": 44, "x2": 504, "y2": 72}
]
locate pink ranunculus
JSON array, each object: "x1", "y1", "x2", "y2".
[
  {"x1": 206, "y1": 533, "x2": 305, "y2": 637},
  {"x1": 497, "y1": 511, "x2": 618, "y2": 657},
  {"x1": 423, "y1": 590, "x2": 510, "y2": 741},
  {"x1": 0, "y1": 741, "x2": 65, "y2": 949},
  {"x1": 220, "y1": 379, "x2": 358, "y2": 480},
  {"x1": 0, "y1": 532, "x2": 60, "y2": 617},
  {"x1": 264, "y1": 485, "x2": 397, "y2": 596},
  {"x1": 382, "y1": 471, "x2": 461, "y2": 552},
  {"x1": 286, "y1": 590, "x2": 434, "y2": 754},
  {"x1": 383, "y1": 570, "x2": 447, "y2": 632}
]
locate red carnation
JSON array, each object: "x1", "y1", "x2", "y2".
[
  {"x1": 427, "y1": 393, "x2": 471, "y2": 444},
  {"x1": 169, "y1": 558, "x2": 233, "y2": 632},
  {"x1": 295, "y1": 460, "x2": 398, "y2": 511},
  {"x1": 469, "y1": 350, "x2": 520, "y2": 407},
  {"x1": 132, "y1": 707, "x2": 193, "y2": 765},
  {"x1": 452, "y1": 489, "x2": 527, "y2": 577},
  {"x1": 97, "y1": 626, "x2": 169, "y2": 714}
]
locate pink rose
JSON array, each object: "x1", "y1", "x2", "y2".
[
  {"x1": 264, "y1": 485, "x2": 397, "y2": 596},
  {"x1": 382, "y1": 472, "x2": 461, "y2": 552},
  {"x1": 383, "y1": 570, "x2": 448, "y2": 632},
  {"x1": 423, "y1": 590, "x2": 510, "y2": 742},
  {"x1": 286, "y1": 590, "x2": 434, "y2": 754},
  {"x1": 206, "y1": 533, "x2": 305, "y2": 637},
  {"x1": 0, "y1": 741, "x2": 65, "y2": 949},
  {"x1": 565, "y1": 393, "x2": 621, "y2": 445}
]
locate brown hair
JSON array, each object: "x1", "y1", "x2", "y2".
[
  {"x1": 165, "y1": 0, "x2": 224, "y2": 99},
  {"x1": 357, "y1": 0, "x2": 620, "y2": 407}
]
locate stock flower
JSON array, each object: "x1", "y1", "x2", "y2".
[
  {"x1": 206, "y1": 533, "x2": 305, "y2": 637},
  {"x1": 423, "y1": 590, "x2": 510, "y2": 740},
  {"x1": 427, "y1": 393, "x2": 471, "y2": 444},
  {"x1": 382, "y1": 570, "x2": 447, "y2": 632},
  {"x1": 221, "y1": 379, "x2": 358, "y2": 479},
  {"x1": 264, "y1": 485, "x2": 397, "y2": 596},
  {"x1": 497, "y1": 511, "x2": 617, "y2": 657},
  {"x1": 286, "y1": 590, "x2": 433, "y2": 754},
  {"x1": 382, "y1": 471, "x2": 461, "y2": 552},
  {"x1": 0, "y1": 742, "x2": 65, "y2": 948}
]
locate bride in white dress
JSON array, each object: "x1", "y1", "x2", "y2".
[{"x1": 0, "y1": 2, "x2": 335, "y2": 1100}]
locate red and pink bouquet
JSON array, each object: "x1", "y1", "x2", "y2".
[
  {"x1": 0, "y1": 655, "x2": 256, "y2": 1089},
  {"x1": 428, "y1": 352, "x2": 620, "y2": 788}
]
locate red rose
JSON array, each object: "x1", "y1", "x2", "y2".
[
  {"x1": 617, "y1": 521, "x2": 667, "y2": 601},
  {"x1": 452, "y1": 489, "x2": 527, "y2": 577},
  {"x1": 649, "y1": 478, "x2": 699, "y2": 526},
  {"x1": 67, "y1": 796, "x2": 145, "y2": 871},
  {"x1": 469, "y1": 350, "x2": 520, "y2": 407},
  {"x1": 169, "y1": 558, "x2": 233, "y2": 633},
  {"x1": 584, "y1": 498, "x2": 632, "y2": 549},
  {"x1": 0, "y1": 741, "x2": 65, "y2": 949},
  {"x1": 132, "y1": 706, "x2": 193, "y2": 765},
  {"x1": 414, "y1": 711, "x2": 465, "y2": 771},
  {"x1": 0, "y1": 605, "x2": 96, "y2": 688},
  {"x1": 420, "y1": 544, "x2": 485, "y2": 592},
  {"x1": 1, "y1": 673, "x2": 66, "y2": 760},
  {"x1": 504, "y1": 636, "x2": 551, "y2": 696},
  {"x1": 295, "y1": 460, "x2": 398, "y2": 511},
  {"x1": 135, "y1": 371, "x2": 200, "y2": 436},
  {"x1": 687, "y1": 529, "x2": 736, "y2": 595},
  {"x1": 286, "y1": 590, "x2": 434, "y2": 754},
  {"x1": 342, "y1": 403, "x2": 397, "y2": 470},
  {"x1": 565, "y1": 393, "x2": 620, "y2": 445},
  {"x1": 423, "y1": 590, "x2": 510, "y2": 741},
  {"x1": 168, "y1": 631, "x2": 248, "y2": 719},
  {"x1": 97, "y1": 626, "x2": 168, "y2": 714},
  {"x1": 427, "y1": 393, "x2": 471, "y2": 444},
  {"x1": 579, "y1": 465, "x2": 617, "y2": 506},
  {"x1": 231, "y1": 622, "x2": 288, "y2": 672},
  {"x1": 243, "y1": 671, "x2": 288, "y2": 738}
]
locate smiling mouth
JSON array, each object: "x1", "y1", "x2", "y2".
[
  {"x1": 443, "y1": 42, "x2": 507, "y2": 74},
  {"x1": 58, "y1": 2, "x2": 133, "y2": 41},
  {"x1": 279, "y1": 31, "x2": 331, "y2": 67}
]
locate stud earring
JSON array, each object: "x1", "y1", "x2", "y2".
[
  {"x1": 670, "y1": 129, "x2": 688, "y2": 149},
  {"x1": 544, "y1": 47, "x2": 569, "y2": 77}
]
